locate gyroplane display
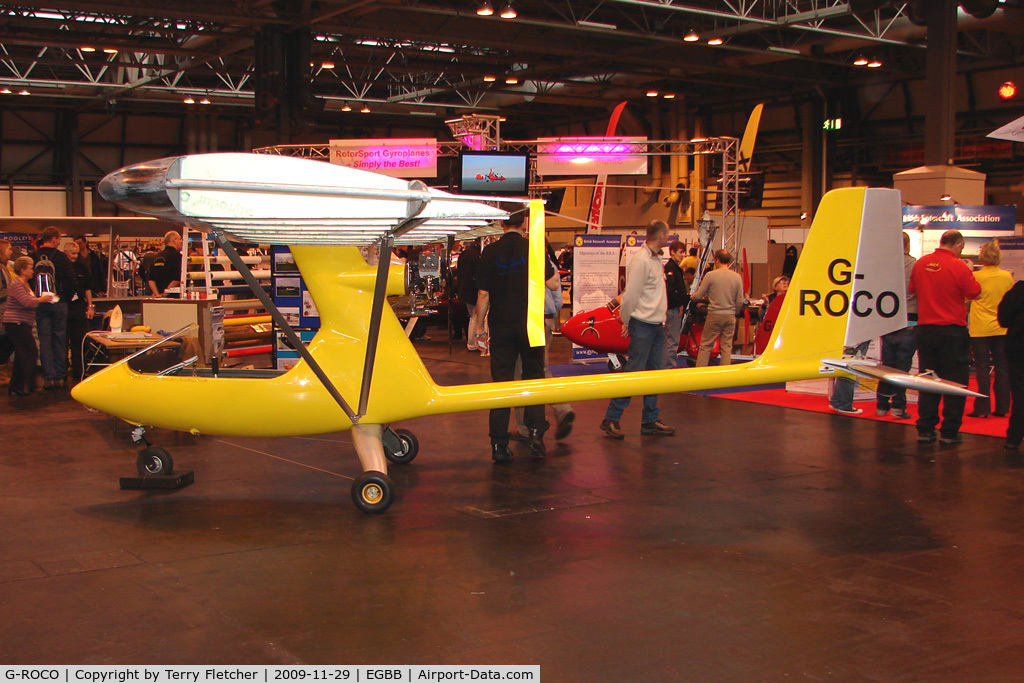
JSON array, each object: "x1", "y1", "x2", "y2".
[{"x1": 74, "y1": 152, "x2": 980, "y2": 514}]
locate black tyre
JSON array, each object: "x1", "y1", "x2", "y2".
[
  {"x1": 351, "y1": 470, "x2": 394, "y2": 514},
  {"x1": 137, "y1": 446, "x2": 173, "y2": 476},
  {"x1": 383, "y1": 428, "x2": 419, "y2": 465}
]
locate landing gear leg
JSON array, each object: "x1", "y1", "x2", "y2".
[{"x1": 350, "y1": 423, "x2": 394, "y2": 514}]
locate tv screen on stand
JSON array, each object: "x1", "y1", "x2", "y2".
[{"x1": 459, "y1": 151, "x2": 530, "y2": 196}]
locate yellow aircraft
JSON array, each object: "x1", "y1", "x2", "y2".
[{"x1": 73, "y1": 152, "x2": 980, "y2": 514}]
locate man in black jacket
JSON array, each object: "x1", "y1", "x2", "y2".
[
  {"x1": 474, "y1": 209, "x2": 554, "y2": 462},
  {"x1": 997, "y1": 280, "x2": 1024, "y2": 452},
  {"x1": 664, "y1": 241, "x2": 689, "y2": 367},
  {"x1": 34, "y1": 226, "x2": 77, "y2": 389}
]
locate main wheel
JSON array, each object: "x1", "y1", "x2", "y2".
[
  {"x1": 351, "y1": 470, "x2": 394, "y2": 514},
  {"x1": 137, "y1": 446, "x2": 173, "y2": 476},
  {"x1": 383, "y1": 428, "x2": 419, "y2": 465}
]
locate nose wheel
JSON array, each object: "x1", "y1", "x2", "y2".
[{"x1": 137, "y1": 445, "x2": 174, "y2": 476}]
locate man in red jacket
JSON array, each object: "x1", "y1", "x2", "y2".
[{"x1": 909, "y1": 229, "x2": 981, "y2": 444}]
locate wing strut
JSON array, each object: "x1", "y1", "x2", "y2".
[
  {"x1": 212, "y1": 231, "x2": 360, "y2": 423},
  {"x1": 357, "y1": 182, "x2": 430, "y2": 416}
]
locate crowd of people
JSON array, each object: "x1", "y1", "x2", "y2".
[
  {"x1": 826, "y1": 228, "x2": 1024, "y2": 452},
  {"x1": 0, "y1": 227, "x2": 184, "y2": 395}
]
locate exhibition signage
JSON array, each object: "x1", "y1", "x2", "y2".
[
  {"x1": 328, "y1": 138, "x2": 437, "y2": 178},
  {"x1": 902, "y1": 205, "x2": 1016, "y2": 232},
  {"x1": 994, "y1": 236, "x2": 1024, "y2": 283},
  {"x1": 571, "y1": 234, "x2": 622, "y2": 362},
  {"x1": 536, "y1": 137, "x2": 648, "y2": 176}
]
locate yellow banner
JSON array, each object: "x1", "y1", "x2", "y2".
[{"x1": 527, "y1": 199, "x2": 546, "y2": 347}]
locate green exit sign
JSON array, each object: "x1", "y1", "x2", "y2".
[{"x1": 823, "y1": 117, "x2": 842, "y2": 131}]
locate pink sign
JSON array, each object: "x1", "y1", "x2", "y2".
[
  {"x1": 536, "y1": 137, "x2": 647, "y2": 176},
  {"x1": 329, "y1": 138, "x2": 438, "y2": 178}
]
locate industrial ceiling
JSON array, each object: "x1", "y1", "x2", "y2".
[{"x1": 2, "y1": 0, "x2": 1023, "y2": 132}]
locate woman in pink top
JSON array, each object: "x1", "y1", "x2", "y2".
[{"x1": 4, "y1": 256, "x2": 55, "y2": 395}]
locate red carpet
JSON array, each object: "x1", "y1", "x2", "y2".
[{"x1": 714, "y1": 381, "x2": 1007, "y2": 439}]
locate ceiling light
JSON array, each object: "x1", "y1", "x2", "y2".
[
  {"x1": 0, "y1": 88, "x2": 10, "y2": 94},
  {"x1": 1000, "y1": 81, "x2": 1016, "y2": 99},
  {"x1": 708, "y1": 37, "x2": 723, "y2": 46},
  {"x1": 577, "y1": 19, "x2": 618, "y2": 30},
  {"x1": 505, "y1": 76, "x2": 518, "y2": 84},
  {"x1": 321, "y1": 62, "x2": 335, "y2": 69},
  {"x1": 499, "y1": 2, "x2": 517, "y2": 19},
  {"x1": 80, "y1": 46, "x2": 96, "y2": 52},
  {"x1": 199, "y1": 98, "x2": 211, "y2": 105},
  {"x1": 684, "y1": 29, "x2": 699, "y2": 42},
  {"x1": 690, "y1": 137, "x2": 707, "y2": 143},
  {"x1": 646, "y1": 90, "x2": 659, "y2": 97},
  {"x1": 341, "y1": 103, "x2": 352, "y2": 111},
  {"x1": 18, "y1": 89, "x2": 29, "y2": 95},
  {"x1": 867, "y1": 58, "x2": 882, "y2": 68},
  {"x1": 663, "y1": 93, "x2": 675, "y2": 99},
  {"x1": 477, "y1": 1, "x2": 494, "y2": 16},
  {"x1": 103, "y1": 47, "x2": 118, "y2": 54},
  {"x1": 183, "y1": 96, "x2": 195, "y2": 104},
  {"x1": 483, "y1": 75, "x2": 496, "y2": 82},
  {"x1": 853, "y1": 55, "x2": 869, "y2": 66},
  {"x1": 940, "y1": 193, "x2": 953, "y2": 201},
  {"x1": 360, "y1": 105, "x2": 371, "y2": 113}
]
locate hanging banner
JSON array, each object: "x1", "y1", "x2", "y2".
[
  {"x1": 571, "y1": 234, "x2": 622, "y2": 362},
  {"x1": 902, "y1": 205, "x2": 1016, "y2": 233},
  {"x1": 328, "y1": 138, "x2": 437, "y2": 178},
  {"x1": 536, "y1": 137, "x2": 648, "y2": 176}
]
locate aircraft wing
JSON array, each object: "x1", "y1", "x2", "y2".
[
  {"x1": 98, "y1": 153, "x2": 518, "y2": 246},
  {"x1": 821, "y1": 359, "x2": 984, "y2": 398}
]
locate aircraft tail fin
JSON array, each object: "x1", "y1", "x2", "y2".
[
  {"x1": 755, "y1": 187, "x2": 907, "y2": 370},
  {"x1": 738, "y1": 104, "x2": 764, "y2": 173}
]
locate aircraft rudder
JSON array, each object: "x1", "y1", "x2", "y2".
[{"x1": 756, "y1": 187, "x2": 868, "y2": 366}]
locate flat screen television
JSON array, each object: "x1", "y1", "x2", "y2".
[{"x1": 459, "y1": 150, "x2": 530, "y2": 196}]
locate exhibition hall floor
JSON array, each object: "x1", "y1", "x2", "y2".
[{"x1": 3, "y1": 339, "x2": 1024, "y2": 679}]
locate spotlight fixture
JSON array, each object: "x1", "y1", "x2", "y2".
[
  {"x1": 183, "y1": 96, "x2": 195, "y2": 104},
  {"x1": 360, "y1": 105, "x2": 371, "y2": 113},
  {"x1": 80, "y1": 46, "x2": 96, "y2": 52},
  {"x1": 17, "y1": 89, "x2": 29, "y2": 95},
  {"x1": 684, "y1": 29, "x2": 699, "y2": 42},
  {"x1": 199, "y1": 97, "x2": 211, "y2": 105},
  {"x1": 477, "y1": 1, "x2": 494, "y2": 16},
  {"x1": 939, "y1": 194, "x2": 953, "y2": 202},
  {"x1": 499, "y1": 2, "x2": 516, "y2": 19},
  {"x1": 341, "y1": 102, "x2": 352, "y2": 111},
  {"x1": 483, "y1": 75, "x2": 496, "y2": 82},
  {"x1": 708, "y1": 37, "x2": 723, "y2": 46},
  {"x1": 0, "y1": 88, "x2": 10, "y2": 94},
  {"x1": 867, "y1": 58, "x2": 882, "y2": 68},
  {"x1": 646, "y1": 90, "x2": 659, "y2": 97},
  {"x1": 103, "y1": 47, "x2": 118, "y2": 54},
  {"x1": 999, "y1": 81, "x2": 1016, "y2": 99},
  {"x1": 505, "y1": 76, "x2": 518, "y2": 84},
  {"x1": 663, "y1": 93, "x2": 675, "y2": 99},
  {"x1": 853, "y1": 55, "x2": 869, "y2": 66},
  {"x1": 321, "y1": 61, "x2": 335, "y2": 69}
]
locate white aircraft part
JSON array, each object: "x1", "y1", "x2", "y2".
[
  {"x1": 99, "y1": 153, "x2": 517, "y2": 247},
  {"x1": 844, "y1": 188, "x2": 908, "y2": 347}
]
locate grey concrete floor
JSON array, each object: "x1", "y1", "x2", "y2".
[{"x1": 2, "y1": 337, "x2": 1024, "y2": 680}]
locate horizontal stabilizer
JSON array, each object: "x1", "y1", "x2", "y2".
[{"x1": 822, "y1": 359, "x2": 985, "y2": 399}]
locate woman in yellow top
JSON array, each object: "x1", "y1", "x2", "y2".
[{"x1": 968, "y1": 241, "x2": 1014, "y2": 417}]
